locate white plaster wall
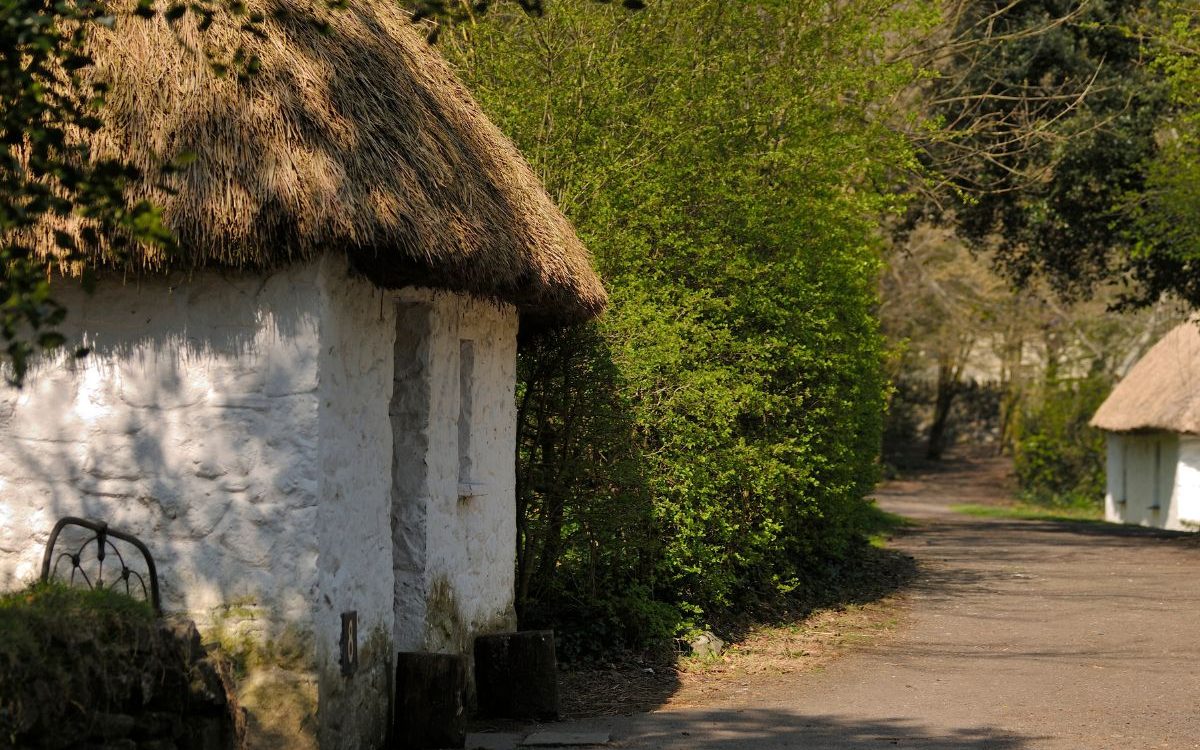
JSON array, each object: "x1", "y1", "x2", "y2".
[
  {"x1": 432, "y1": 294, "x2": 519, "y2": 646},
  {"x1": 1108, "y1": 432, "x2": 1180, "y2": 529},
  {"x1": 1104, "y1": 434, "x2": 1124, "y2": 524},
  {"x1": 0, "y1": 253, "x2": 523, "y2": 746},
  {"x1": 388, "y1": 291, "x2": 519, "y2": 656},
  {"x1": 1172, "y1": 436, "x2": 1200, "y2": 529},
  {"x1": 0, "y1": 264, "x2": 324, "y2": 634},
  {"x1": 313, "y1": 255, "x2": 396, "y2": 747}
]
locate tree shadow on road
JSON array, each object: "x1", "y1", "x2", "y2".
[
  {"x1": 544, "y1": 542, "x2": 918, "y2": 721},
  {"x1": 589, "y1": 708, "x2": 1044, "y2": 749}
]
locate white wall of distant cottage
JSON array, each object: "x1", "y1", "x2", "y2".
[{"x1": 1105, "y1": 432, "x2": 1200, "y2": 531}]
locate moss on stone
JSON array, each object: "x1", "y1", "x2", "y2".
[
  {"x1": 205, "y1": 600, "x2": 314, "y2": 678},
  {"x1": 239, "y1": 667, "x2": 319, "y2": 750},
  {"x1": 425, "y1": 576, "x2": 467, "y2": 653}
]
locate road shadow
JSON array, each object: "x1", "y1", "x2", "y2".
[
  {"x1": 536, "y1": 543, "x2": 917, "y2": 721},
  {"x1": 496, "y1": 708, "x2": 1046, "y2": 749}
]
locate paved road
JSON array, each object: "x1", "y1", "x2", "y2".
[{"x1": 507, "y1": 458, "x2": 1200, "y2": 749}]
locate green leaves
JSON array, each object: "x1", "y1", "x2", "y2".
[
  {"x1": 921, "y1": 0, "x2": 1181, "y2": 306},
  {"x1": 1126, "y1": 3, "x2": 1200, "y2": 306},
  {"x1": 453, "y1": 0, "x2": 927, "y2": 648}
]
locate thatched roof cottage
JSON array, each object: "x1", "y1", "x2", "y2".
[
  {"x1": 1091, "y1": 323, "x2": 1200, "y2": 531},
  {"x1": 0, "y1": 1, "x2": 604, "y2": 746}
]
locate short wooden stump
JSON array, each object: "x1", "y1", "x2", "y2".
[
  {"x1": 473, "y1": 630, "x2": 559, "y2": 721},
  {"x1": 392, "y1": 652, "x2": 467, "y2": 749}
]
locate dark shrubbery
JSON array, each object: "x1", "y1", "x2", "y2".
[{"x1": 1012, "y1": 376, "x2": 1110, "y2": 509}]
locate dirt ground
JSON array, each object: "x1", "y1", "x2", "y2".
[
  {"x1": 475, "y1": 454, "x2": 1200, "y2": 749},
  {"x1": 554, "y1": 595, "x2": 909, "y2": 719}
]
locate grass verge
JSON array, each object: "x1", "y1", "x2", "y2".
[
  {"x1": 951, "y1": 503, "x2": 1105, "y2": 523},
  {"x1": 860, "y1": 501, "x2": 917, "y2": 547}
]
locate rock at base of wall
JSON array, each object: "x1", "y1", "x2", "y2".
[
  {"x1": 392, "y1": 652, "x2": 467, "y2": 749},
  {"x1": 473, "y1": 631, "x2": 559, "y2": 721}
]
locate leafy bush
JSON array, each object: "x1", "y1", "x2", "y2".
[
  {"x1": 448, "y1": 0, "x2": 934, "y2": 654},
  {"x1": 1013, "y1": 375, "x2": 1111, "y2": 508}
]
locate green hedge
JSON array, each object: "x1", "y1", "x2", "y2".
[{"x1": 448, "y1": 0, "x2": 933, "y2": 655}]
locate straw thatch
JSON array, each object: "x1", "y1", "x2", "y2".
[
  {"x1": 36, "y1": 0, "x2": 605, "y2": 321},
  {"x1": 1092, "y1": 323, "x2": 1200, "y2": 434}
]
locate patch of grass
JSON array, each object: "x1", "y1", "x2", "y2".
[
  {"x1": 951, "y1": 503, "x2": 1105, "y2": 523},
  {"x1": 0, "y1": 580, "x2": 154, "y2": 652},
  {"x1": 0, "y1": 579, "x2": 154, "y2": 616},
  {"x1": 0, "y1": 582, "x2": 164, "y2": 746},
  {"x1": 860, "y1": 501, "x2": 917, "y2": 546}
]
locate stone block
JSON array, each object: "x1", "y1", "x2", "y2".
[{"x1": 688, "y1": 631, "x2": 725, "y2": 660}]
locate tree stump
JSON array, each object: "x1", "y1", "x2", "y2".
[
  {"x1": 473, "y1": 630, "x2": 559, "y2": 720},
  {"x1": 392, "y1": 652, "x2": 467, "y2": 749}
]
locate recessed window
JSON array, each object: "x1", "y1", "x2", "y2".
[
  {"x1": 458, "y1": 340, "x2": 474, "y2": 489},
  {"x1": 1119, "y1": 441, "x2": 1127, "y2": 505},
  {"x1": 1151, "y1": 440, "x2": 1162, "y2": 511}
]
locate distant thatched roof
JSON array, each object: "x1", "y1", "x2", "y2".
[
  {"x1": 1092, "y1": 323, "x2": 1200, "y2": 434},
  {"x1": 37, "y1": 0, "x2": 605, "y2": 321}
]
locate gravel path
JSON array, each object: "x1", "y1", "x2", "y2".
[{"x1": 513, "y1": 456, "x2": 1200, "y2": 749}]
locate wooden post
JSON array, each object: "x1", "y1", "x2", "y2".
[
  {"x1": 473, "y1": 631, "x2": 559, "y2": 720},
  {"x1": 392, "y1": 652, "x2": 467, "y2": 749}
]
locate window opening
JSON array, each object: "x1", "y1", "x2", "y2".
[
  {"x1": 458, "y1": 340, "x2": 475, "y2": 488},
  {"x1": 1151, "y1": 440, "x2": 1163, "y2": 511}
]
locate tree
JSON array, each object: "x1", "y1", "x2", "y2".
[
  {"x1": 912, "y1": 0, "x2": 1171, "y2": 304},
  {"x1": 880, "y1": 223, "x2": 1016, "y2": 460},
  {"x1": 1129, "y1": 2, "x2": 1200, "y2": 306}
]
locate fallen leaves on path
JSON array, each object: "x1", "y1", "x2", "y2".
[{"x1": 557, "y1": 597, "x2": 907, "y2": 718}]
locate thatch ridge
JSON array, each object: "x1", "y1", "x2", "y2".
[
  {"x1": 1092, "y1": 322, "x2": 1200, "y2": 434},
  {"x1": 35, "y1": 0, "x2": 605, "y2": 321}
]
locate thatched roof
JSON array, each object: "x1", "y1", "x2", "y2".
[
  {"x1": 38, "y1": 0, "x2": 605, "y2": 322},
  {"x1": 1092, "y1": 323, "x2": 1200, "y2": 434}
]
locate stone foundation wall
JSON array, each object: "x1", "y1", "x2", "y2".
[{"x1": 2, "y1": 613, "x2": 242, "y2": 750}]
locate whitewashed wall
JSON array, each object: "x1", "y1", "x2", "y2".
[
  {"x1": 1173, "y1": 437, "x2": 1200, "y2": 529},
  {"x1": 0, "y1": 251, "x2": 523, "y2": 748},
  {"x1": 313, "y1": 255, "x2": 398, "y2": 747},
  {"x1": 0, "y1": 262, "x2": 325, "y2": 631},
  {"x1": 0, "y1": 260, "x2": 331, "y2": 747},
  {"x1": 1105, "y1": 432, "x2": 1192, "y2": 530},
  {"x1": 1104, "y1": 434, "x2": 1122, "y2": 524},
  {"x1": 389, "y1": 290, "x2": 519, "y2": 657}
]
